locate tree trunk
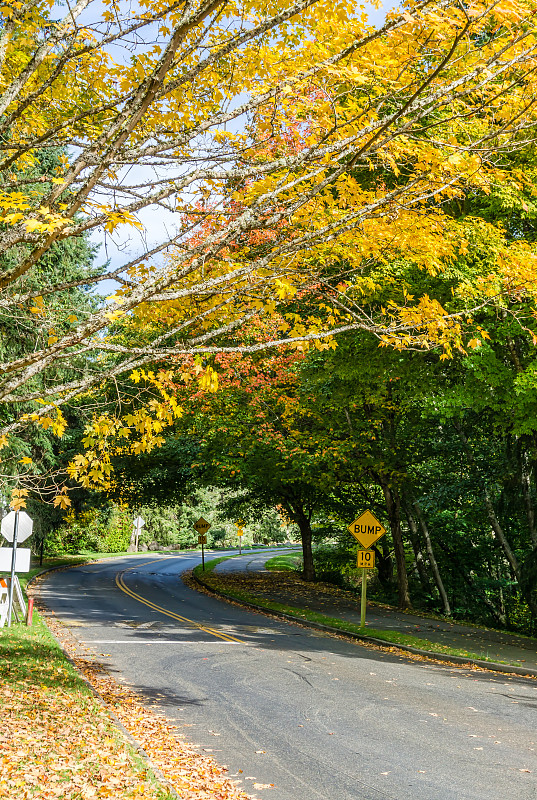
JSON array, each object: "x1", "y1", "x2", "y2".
[
  {"x1": 412, "y1": 501, "x2": 452, "y2": 616},
  {"x1": 520, "y1": 446, "x2": 537, "y2": 546},
  {"x1": 403, "y1": 502, "x2": 432, "y2": 594},
  {"x1": 289, "y1": 502, "x2": 316, "y2": 582},
  {"x1": 372, "y1": 536, "x2": 394, "y2": 591},
  {"x1": 454, "y1": 419, "x2": 537, "y2": 619},
  {"x1": 379, "y1": 478, "x2": 411, "y2": 609},
  {"x1": 438, "y1": 541, "x2": 507, "y2": 626},
  {"x1": 454, "y1": 420, "x2": 520, "y2": 577}
]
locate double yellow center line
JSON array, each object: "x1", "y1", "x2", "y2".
[{"x1": 115, "y1": 558, "x2": 243, "y2": 644}]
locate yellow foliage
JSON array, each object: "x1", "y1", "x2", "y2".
[
  {"x1": 4, "y1": 0, "x2": 537, "y2": 489},
  {"x1": 53, "y1": 494, "x2": 71, "y2": 510},
  {"x1": 10, "y1": 489, "x2": 29, "y2": 511}
]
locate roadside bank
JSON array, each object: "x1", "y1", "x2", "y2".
[{"x1": 191, "y1": 555, "x2": 537, "y2": 678}]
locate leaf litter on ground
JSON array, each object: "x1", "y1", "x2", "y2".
[{"x1": 1, "y1": 602, "x2": 255, "y2": 800}]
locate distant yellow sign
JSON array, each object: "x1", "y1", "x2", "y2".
[
  {"x1": 237, "y1": 531, "x2": 244, "y2": 537},
  {"x1": 194, "y1": 517, "x2": 211, "y2": 534},
  {"x1": 357, "y1": 549, "x2": 375, "y2": 569},
  {"x1": 348, "y1": 510, "x2": 386, "y2": 549}
]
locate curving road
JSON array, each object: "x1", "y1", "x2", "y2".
[{"x1": 38, "y1": 551, "x2": 537, "y2": 800}]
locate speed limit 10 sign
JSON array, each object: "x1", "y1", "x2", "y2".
[{"x1": 357, "y1": 549, "x2": 375, "y2": 569}]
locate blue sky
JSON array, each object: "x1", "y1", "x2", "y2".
[{"x1": 84, "y1": 0, "x2": 395, "y2": 297}]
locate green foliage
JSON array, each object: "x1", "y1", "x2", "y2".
[
  {"x1": 0, "y1": 146, "x2": 101, "y2": 506},
  {"x1": 47, "y1": 505, "x2": 131, "y2": 555},
  {"x1": 109, "y1": 437, "x2": 199, "y2": 506},
  {"x1": 46, "y1": 509, "x2": 102, "y2": 554},
  {"x1": 99, "y1": 506, "x2": 132, "y2": 553},
  {"x1": 134, "y1": 488, "x2": 293, "y2": 549}
]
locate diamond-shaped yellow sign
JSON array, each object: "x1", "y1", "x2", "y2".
[
  {"x1": 348, "y1": 510, "x2": 386, "y2": 549},
  {"x1": 194, "y1": 517, "x2": 211, "y2": 534}
]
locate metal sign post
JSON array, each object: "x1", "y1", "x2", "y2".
[
  {"x1": 348, "y1": 510, "x2": 386, "y2": 629},
  {"x1": 235, "y1": 521, "x2": 244, "y2": 555},
  {"x1": 133, "y1": 515, "x2": 145, "y2": 552},
  {"x1": 1, "y1": 509, "x2": 33, "y2": 628},
  {"x1": 197, "y1": 534, "x2": 207, "y2": 568},
  {"x1": 7, "y1": 510, "x2": 19, "y2": 627},
  {"x1": 360, "y1": 565, "x2": 368, "y2": 628},
  {"x1": 194, "y1": 517, "x2": 211, "y2": 571},
  {"x1": 0, "y1": 579, "x2": 8, "y2": 627}
]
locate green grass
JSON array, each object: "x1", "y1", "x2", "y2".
[
  {"x1": 193, "y1": 553, "x2": 238, "y2": 577},
  {"x1": 264, "y1": 553, "x2": 301, "y2": 571},
  {"x1": 1, "y1": 608, "x2": 173, "y2": 799},
  {"x1": 197, "y1": 560, "x2": 529, "y2": 668},
  {"x1": 1, "y1": 612, "x2": 89, "y2": 688},
  {"x1": 193, "y1": 547, "x2": 301, "y2": 579}
]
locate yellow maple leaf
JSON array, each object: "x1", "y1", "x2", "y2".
[{"x1": 53, "y1": 494, "x2": 71, "y2": 510}]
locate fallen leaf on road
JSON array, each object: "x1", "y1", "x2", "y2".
[{"x1": 40, "y1": 611, "x2": 253, "y2": 800}]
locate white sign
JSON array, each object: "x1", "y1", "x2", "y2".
[
  {"x1": 1, "y1": 511, "x2": 33, "y2": 543},
  {"x1": 0, "y1": 547, "x2": 31, "y2": 572},
  {"x1": 133, "y1": 516, "x2": 145, "y2": 528}
]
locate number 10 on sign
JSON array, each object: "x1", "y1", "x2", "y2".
[{"x1": 357, "y1": 549, "x2": 375, "y2": 569}]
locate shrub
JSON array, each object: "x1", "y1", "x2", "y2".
[{"x1": 48, "y1": 505, "x2": 131, "y2": 555}]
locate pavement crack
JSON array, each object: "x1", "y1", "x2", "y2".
[{"x1": 283, "y1": 668, "x2": 314, "y2": 687}]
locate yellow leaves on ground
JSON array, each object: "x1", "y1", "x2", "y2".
[
  {"x1": 0, "y1": 630, "x2": 169, "y2": 799},
  {"x1": 12, "y1": 611, "x2": 253, "y2": 800}
]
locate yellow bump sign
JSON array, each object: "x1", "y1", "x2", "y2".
[
  {"x1": 348, "y1": 510, "x2": 386, "y2": 549},
  {"x1": 194, "y1": 517, "x2": 211, "y2": 534},
  {"x1": 357, "y1": 549, "x2": 375, "y2": 569}
]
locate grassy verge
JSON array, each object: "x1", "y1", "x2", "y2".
[
  {"x1": 194, "y1": 558, "x2": 527, "y2": 667},
  {"x1": 2, "y1": 552, "x2": 253, "y2": 800},
  {"x1": 196, "y1": 553, "x2": 237, "y2": 574},
  {"x1": 264, "y1": 553, "x2": 301, "y2": 571},
  {"x1": 0, "y1": 612, "x2": 173, "y2": 799}
]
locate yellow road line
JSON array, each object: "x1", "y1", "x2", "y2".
[{"x1": 115, "y1": 558, "x2": 244, "y2": 644}]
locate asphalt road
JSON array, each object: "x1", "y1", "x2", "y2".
[{"x1": 38, "y1": 551, "x2": 537, "y2": 800}]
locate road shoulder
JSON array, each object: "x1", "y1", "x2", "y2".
[
  {"x1": 11, "y1": 565, "x2": 255, "y2": 800},
  {"x1": 189, "y1": 560, "x2": 537, "y2": 679}
]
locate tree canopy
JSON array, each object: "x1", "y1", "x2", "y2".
[{"x1": 3, "y1": 0, "x2": 537, "y2": 505}]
